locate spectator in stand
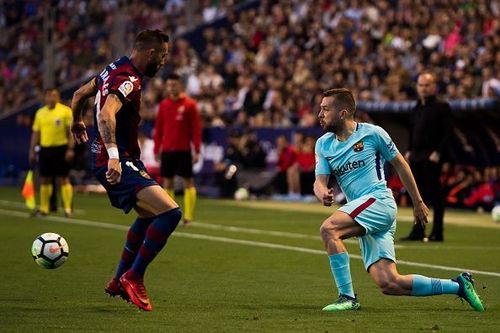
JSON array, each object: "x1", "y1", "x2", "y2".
[
  {"x1": 153, "y1": 73, "x2": 202, "y2": 225},
  {"x1": 3, "y1": 1, "x2": 499, "y2": 121},
  {"x1": 274, "y1": 134, "x2": 296, "y2": 195},
  {"x1": 463, "y1": 167, "x2": 496, "y2": 211},
  {"x1": 401, "y1": 72, "x2": 451, "y2": 242},
  {"x1": 296, "y1": 135, "x2": 316, "y2": 197}
]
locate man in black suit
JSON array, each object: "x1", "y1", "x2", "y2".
[{"x1": 401, "y1": 72, "x2": 451, "y2": 242}]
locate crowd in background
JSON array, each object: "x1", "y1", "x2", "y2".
[
  {"x1": 1, "y1": 0, "x2": 499, "y2": 124},
  {"x1": 388, "y1": 164, "x2": 500, "y2": 212},
  {"x1": 0, "y1": 0, "x2": 235, "y2": 114}
]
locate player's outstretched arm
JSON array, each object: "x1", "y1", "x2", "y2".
[
  {"x1": 98, "y1": 93, "x2": 123, "y2": 185},
  {"x1": 389, "y1": 153, "x2": 429, "y2": 226},
  {"x1": 314, "y1": 174, "x2": 334, "y2": 206},
  {"x1": 70, "y1": 78, "x2": 97, "y2": 144}
]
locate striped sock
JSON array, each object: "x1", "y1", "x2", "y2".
[
  {"x1": 130, "y1": 208, "x2": 182, "y2": 278},
  {"x1": 411, "y1": 275, "x2": 459, "y2": 296},
  {"x1": 114, "y1": 217, "x2": 154, "y2": 279}
]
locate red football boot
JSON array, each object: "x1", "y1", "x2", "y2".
[
  {"x1": 104, "y1": 277, "x2": 129, "y2": 301},
  {"x1": 119, "y1": 271, "x2": 153, "y2": 311}
]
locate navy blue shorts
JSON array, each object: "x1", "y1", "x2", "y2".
[{"x1": 94, "y1": 158, "x2": 158, "y2": 213}]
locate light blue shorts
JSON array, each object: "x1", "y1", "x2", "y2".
[{"x1": 338, "y1": 189, "x2": 398, "y2": 271}]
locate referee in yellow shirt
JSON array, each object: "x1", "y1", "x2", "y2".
[{"x1": 29, "y1": 88, "x2": 74, "y2": 216}]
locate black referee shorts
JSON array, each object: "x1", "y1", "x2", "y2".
[
  {"x1": 160, "y1": 151, "x2": 193, "y2": 178},
  {"x1": 39, "y1": 145, "x2": 70, "y2": 177}
]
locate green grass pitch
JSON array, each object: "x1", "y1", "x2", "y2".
[{"x1": 0, "y1": 186, "x2": 499, "y2": 332}]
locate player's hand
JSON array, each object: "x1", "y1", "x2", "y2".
[
  {"x1": 413, "y1": 200, "x2": 429, "y2": 227},
  {"x1": 29, "y1": 150, "x2": 36, "y2": 167},
  {"x1": 322, "y1": 188, "x2": 334, "y2": 207},
  {"x1": 106, "y1": 159, "x2": 122, "y2": 185},
  {"x1": 71, "y1": 121, "x2": 88, "y2": 144},
  {"x1": 192, "y1": 153, "x2": 200, "y2": 164},
  {"x1": 404, "y1": 151, "x2": 411, "y2": 161},
  {"x1": 428, "y1": 151, "x2": 440, "y2": 163},
  {"x1": 65, "y1": 149, "x2": 75, "y2": 162}
]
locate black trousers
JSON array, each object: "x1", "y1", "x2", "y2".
[{"x1": 408, "y1": 159, "x2": 445, "y2": 237}]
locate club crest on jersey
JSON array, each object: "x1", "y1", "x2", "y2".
[
  {"x1": 118, "y1": 81, "x2": 134, "y2": 97},
  {"x1": 139, "y1": 170, "x2": 152, "y2": 179},
  {"x1": 353, "y1": 141, "x2": 364, "y2": 152}
]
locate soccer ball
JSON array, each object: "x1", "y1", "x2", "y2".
[
  {"x1": 234, "y1": 187, "x2": 249, "y2": 201},
  {"x1": 31, "y1": 233, "x2": 69, "y2": 269},
  {"x1": 492, "y1": 205, "x2": 500, "y2": 222}
]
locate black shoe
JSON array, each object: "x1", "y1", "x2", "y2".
[
  {"x1": 427, "y1": 234, "x2": 443, "y2": 242},
  {"x1": 399, "y1": 234, "x2": 424, "y2": 241}
]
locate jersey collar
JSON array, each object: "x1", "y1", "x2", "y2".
[{"x1": 124, "y1": 56, "x2": 143, "y2": 78}]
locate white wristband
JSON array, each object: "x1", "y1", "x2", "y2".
[{"x1": 107, "y1": 147, "x2": 119, "y2": 159}]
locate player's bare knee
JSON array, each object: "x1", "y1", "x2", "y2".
[{"x1": 320, "y1": 219, "x2": 340, "y2": 241}]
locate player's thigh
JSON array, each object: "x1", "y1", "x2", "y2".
[
  {"x1": 135, "y1": 184, "x2": 179, "y2": 216},
  {"x1": 321, "y1": 210, "x2": 366, "y2": 239}
]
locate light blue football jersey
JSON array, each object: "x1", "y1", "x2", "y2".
[{"x1": 315, "y1": 122, "x2": 399, "y2": 202}]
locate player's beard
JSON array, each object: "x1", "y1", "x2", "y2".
[
  {"x1": 324, "y1": 119, "x2": 342, "y2": 134},
  {"x1": 144, "y1": 61, "x2": 160, "y2": 77}
]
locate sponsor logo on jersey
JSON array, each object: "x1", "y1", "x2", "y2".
[
  {"x1": 129, "y1": 76, "x2": 138, "y2": 82},
  {"x1": 118, "y1": 81, "x2": 134, "y2": 97},
  {"x1": 90, "y1": 140, "x2": 102, "y2": 154},
  {"x1": 353, "y1": 141, "x2": 364, "y2": 152},
  {"x1": 332, "y1": 160, "x2": 366, "y2": 176},
  {"x1": 140, "y1": 170, "x2": 152, "y2": 179}
]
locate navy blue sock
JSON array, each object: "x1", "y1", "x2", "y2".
[
  {"x1": 115, "y1": 217, "x2": 153, "y2": 279},
  {"x1": 130, "y1": 208, "x2": 182, "y2": 278}
]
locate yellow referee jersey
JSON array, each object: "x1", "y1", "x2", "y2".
[{"x1": 32, "y1": 102, "x2": 73, "y2": 147}]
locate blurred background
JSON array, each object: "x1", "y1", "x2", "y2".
[{"x1": 0, "y1": 0, "x2": 499, "y2": 211}]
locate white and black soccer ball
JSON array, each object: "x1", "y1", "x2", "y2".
[
  {"x1": 31, "y1": 233, "x2": 69, "y2": 269},
  {"x1": 234, "y1": 187, "x2": 249, "y2": 201}
]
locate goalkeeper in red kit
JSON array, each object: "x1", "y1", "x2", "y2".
[{"x1": 153, "y1": 73, "x2": 202, "y2": 225}]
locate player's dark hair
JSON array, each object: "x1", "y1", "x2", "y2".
[
  {"x1": 167, "y1": 73, "x2": 181, "y2": 81},
  {"x1": 323, "y1": 88, "x2": 356, "y2": 114},
  {"x1": 134, "y1": 29, "x2": 169, "y2": 51}
]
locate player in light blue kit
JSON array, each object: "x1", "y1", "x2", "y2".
[{"x1": 314, "y1": 88, "x2": 484, "y2": 312}]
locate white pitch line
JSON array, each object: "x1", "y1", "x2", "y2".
[
  {"x1": 190, "y1": 221, "x2": 376, "y2": 246},
  {"x1": 0, "y1": 199, "x2": 86, "y2": 214},
  {"x1": 1, "y1": 208, "x2": 499, "y2": 278}
]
